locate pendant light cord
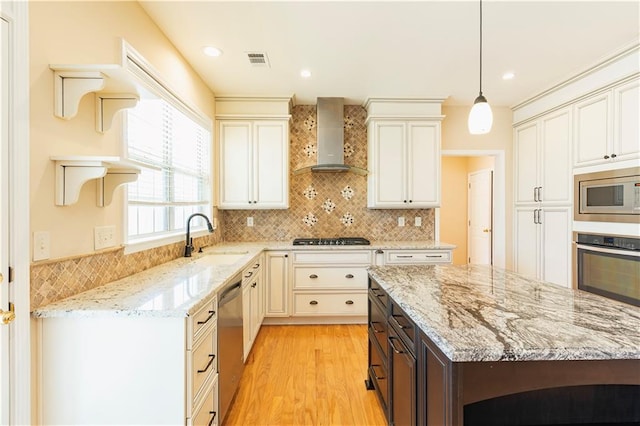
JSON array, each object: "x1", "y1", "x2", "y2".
[{"x1": 479, "y1": 0, "x2": 483, "y2": 95}]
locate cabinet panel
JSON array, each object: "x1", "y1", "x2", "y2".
[
  {"x1": 421, "y1": 337, "x2": 450, "y2": 426},
  {"x1": 408, "y1": 122, "x2": 439, "y2": 205},
  {"x1": 292, "y1": 292, "x2": 367, "y2": 316},
  {"x1": 515, "y1": 122, "x2": 538, "y2": 204},
  {"x1": 189, "y1": 376, "x2": 218, "y2": 426},
  {"x1": 376, "y1": 122, "x2": 406, "y2": 205},
  {"x1": 541, "y1": 208, "x2": 571, "y2": 288},
  {"x1": 389, "y1": 326, "x2": 416, "y2": 426},
  {"x1": 293, "y1": 250, "x2": 371, "y2": 264},
  {"x1": 265, "y1": 252, "x2": 289, "y2": 317},
  {"x1": 384, "y1": 250, "x2": 451, "y2": 264},
  {"x1": 255, "y1": 121, "x2": 288, "y2": 207},
  {"x1": 219, "y1": 122, "x2": 251, "y2": 205},
  {"x1": 514, "y1": 207, "x2": 539, "y2": 280},
  {"x1": 614, "y1": 80, "x2": 640, "y2": 160},
  {"x1": 574, "y1": 93, "x2": 610, "y2": 166},
  {"x1": 541, "y1": 110, "x2": 571, "y2": 204},
  {"x1": 191, "y1": 326, "x2": 217, "y2": 405},
  {"x1": 293, "y1": 266, "x2": 368, "y2": 289}
]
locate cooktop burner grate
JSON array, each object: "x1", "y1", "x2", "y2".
[{"x1": 292, "y1": 237, "x2": 371, "y2": 246}]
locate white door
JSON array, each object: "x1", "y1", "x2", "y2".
[
  {"x1": 0, "y1": 15, "x2": 12, "y2": 424},
  {"x1": 468, "y1": 170, "x2": 493, "y2": 265}
]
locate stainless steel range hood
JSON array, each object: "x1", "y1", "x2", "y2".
[{"x1": 293, "y1": 97, "x2": 367, "y2": 176}]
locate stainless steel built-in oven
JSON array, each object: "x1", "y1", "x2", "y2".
[
  {"x1": 574, "y1": 232, "x2": 640, "y2": 307},
  {"x1": 574, "y1": 167, "x2": 640, "y2": 223}
]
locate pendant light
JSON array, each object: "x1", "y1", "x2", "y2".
[{"x1": 468, "y1": 0, "x2": 493, "y2": 134}]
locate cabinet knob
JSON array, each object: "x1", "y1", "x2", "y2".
[
  {"x1": 309, "y1": 300, "x2": 318, "y2": 305},
  {"x1": 604, "y1": 155, "x2": 610, "y2": 159},
  {"x1": 345, "y1": 274, "x2": 354, "y2": 279},
  {"x1": 345, "y1": 300, "x2": 354, "y2": 305},
  {"x1": 309, "y1": 274, "x2": 318, "y2": 279},
  {"x1": 611, "y1": 153, "x2": 617, "y2": 158},
  {"x1": 403, "y1": 200, "x2": 407, "y2": 203},
  {"x1": 284, "y1": 254, "x2": 288, "y2": 258},
  {"x1": 251, "y1": 282, "x2": 256, "y2": 288},
  {"x1": 375, "y1": 249, "x2": 384, "y2": 254},
  {"x1": 409, "y1": 200, "x2": 412, "y2": 203}
]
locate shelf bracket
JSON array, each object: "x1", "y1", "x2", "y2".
[
  {"x1": 51, "y1": 156, "x2": 140, "y2": 206},
  {"x1": 53, "y1": 71, "x2": 105, "y2": 119},
  {"x1": 96, "y1": 167, "x2": 141, "y2": 207},
  {"x1": 96, "y1": 94, "x2": 139, "y2": 133}
]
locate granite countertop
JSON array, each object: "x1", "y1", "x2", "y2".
[
  {"x1": 32, "y1": 240, "x2": 454, "y2": 319},
  {"x1": 368, "y1": 264, "x2": 640, "y2": 363}
]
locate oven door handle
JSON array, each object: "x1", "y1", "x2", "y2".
[{"x1": 575, "y1": 243, "x2": 640, "y2": 258}]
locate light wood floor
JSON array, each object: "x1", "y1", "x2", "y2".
[{"x1": 223, "y1": 324, "x2": 387, "y2": 426}]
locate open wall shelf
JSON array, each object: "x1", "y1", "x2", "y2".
[{"x1": 51, "y1": 156, "x2": 140, "y2": 207}]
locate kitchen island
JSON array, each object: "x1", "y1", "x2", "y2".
[{"x1": 366, "y1": 264, "x2": 640, "y2": 426}]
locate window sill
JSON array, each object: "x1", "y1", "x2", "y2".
[{"x1": 124, "y1": 227, "x2": 215, "y2": 255}]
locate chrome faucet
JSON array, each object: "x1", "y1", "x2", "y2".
[{"x1": 184, "y1": 213, "x2": 214, "y2": 257}]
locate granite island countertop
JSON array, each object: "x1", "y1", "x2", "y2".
[
  {"x1": 32, "y1": 240, "x2": 455, "y2": 319},
  {"x1": 368, "y1": 264, "x2": 640, "y2": 363}
]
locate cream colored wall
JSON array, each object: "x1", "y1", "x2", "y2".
[
  {"x1": 29, "y1": 1, "x2": 216, "y2": 259},
  {"x1": 440, "y1": 157, "x2": 469, "y2": 265},
  {"x1": 441, "y1": 105, "x2": 513, "y2": 268},
  {"x1": 468, "y1": 156, "x2": 495, "y2": 173}
]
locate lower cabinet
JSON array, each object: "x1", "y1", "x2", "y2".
[
  {"x1": 265, "y1": 251, "x2": 290, "y2": 317},
  {"x1": 242, "y1": 254, "x2": 264, "y2": 360},
  {"x1": 38, "y1": 296, "x2": 219, "y2": 425}
]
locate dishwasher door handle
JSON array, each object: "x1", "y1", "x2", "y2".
[{"x1": 219, "y1": 281, "x2": 242, "y2": 305}]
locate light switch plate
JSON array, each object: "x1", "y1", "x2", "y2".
[
  {"x1": 33, "y1": 231, "x2": 50, "y2": 261},
  {"x1": 95, "y1": 225, "x2": 116, "y2": 250}
]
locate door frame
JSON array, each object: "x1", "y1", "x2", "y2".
[
  {"x1": 467, "y1": 168, "x2": 493, "y2": 265},
  {"x1": 0, "y1": 1, "x2": 31, "y2": 424},
  {"x1": 436, "y1": 149, "x2": 505, "y2": 268}
]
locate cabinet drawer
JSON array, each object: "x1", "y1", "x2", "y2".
[
  {"x1": 293, "y1": 250, "x2": 372, "y2": 264},
  {"x1": 189, "y1": 375, "x2": 218, "y2": 426},
  {"x1": 242, "y1": 257, "x2": 263, "y2": 284},
  {"x1": 368, "y1": 337, "x2": 389, "y2": 414},
  {"x1": 190, "y1": 298, "x2": 217, "y2": 344},
  {"x1": 369, "y1": 278, "x2": 389, "y2": 310},
  {"x1": 293, "y1": 292, "x2": 367, "y2": 316},
  {"x1": 190, "y1": 326, "x2": 217, "y2": 405},
  {"x1": 385, "y1": 250, "x2": 451, "y2": 264},
  {"x1": 293, "y1": 267, "x2": 368, "y2": 289},
  {"x1": 369, "y1": 296, "x2": 388, "y2": 362},
  {"x1": 390, "y1": 303, "x2": 416, "y2": 354}
]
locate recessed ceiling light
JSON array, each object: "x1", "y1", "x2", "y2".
[
  {"x1": 203, "y1": 46, "x2": 223, "y2": 57},
  {"x1": 502, "y1": 71, "x2": 515, "y2": 80},
  {"x1": 300, "y1": 69, "x2": 312, "y2": 78}
]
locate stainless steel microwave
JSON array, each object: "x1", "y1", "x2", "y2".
[{"x1": 574, "y1": 167, "x2": 640, "y2": 223}]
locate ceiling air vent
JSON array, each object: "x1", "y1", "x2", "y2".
[{"x1": 246, "y1": 51, "x2": 270, "y2": 68}]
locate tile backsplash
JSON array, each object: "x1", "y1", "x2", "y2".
[{"x1": 222, "y1": 104, "x2": 435, "y2": 241}]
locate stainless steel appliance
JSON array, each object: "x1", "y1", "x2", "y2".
[
  {"x1": 218, "y1": 274, "x2": 244, "y2": 423},
  {"x1": 574, "y1": 232, "x2": 640, "y2": 306},
  {"x1": 292, "y1": 237, "x2": 371, "y2": 246},
  {"x1": 574, "y1": 167, "x2": 640, "y2": 223}
]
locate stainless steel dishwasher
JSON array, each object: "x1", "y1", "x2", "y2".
[{"x1": 217, "y1": 273, "x2": 244, "y2": 424}]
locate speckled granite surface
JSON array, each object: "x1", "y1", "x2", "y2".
[
  {"x1": 368, "y1": 264, "x2": 640, "y2": 362},
  {"x1": 31, "y1": 240, "x2": 454, "y2": 318}
]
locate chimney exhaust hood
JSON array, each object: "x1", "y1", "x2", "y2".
[{"x1": 293, "y1": 97, "x2": 367, "y2": 176}]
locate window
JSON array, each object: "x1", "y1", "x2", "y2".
[{"x1": 125, "y1": 96, "x2": 211, "y2": 243}]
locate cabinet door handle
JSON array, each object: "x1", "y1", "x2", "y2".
[
  {"x1": 309, "y1": 300, "x2": 318, "y2": 305},
  {"x1": 375, "y1": 249, "x2": 384, "y2": 254},
  {"x1": 533, "y1": 187, "x2": 537, "y2": 202},
  {"x1": 538, "y1": 187, "x2": 543, "y2": 202},
  {"x1": 538, "y1": 209, "x2": 543, "y2": 224},
  {"x1": 345, "y1": 300, "x2": 354, "y2": 305},
  {"x1": 244, "y1": 271, "x2": 253, "y2": 278},
  {"x1": 397, "y1": 255, "x2": 413, "y2": 258},
  {"x1": 197, "y1": 354, "x2": 216, "y2": 373},
  {"x1": 251, "y1": 282, "x2": 257, "y2": 288},
  {"x1": 345, "y1": 274, "x2": 354, "y2": 279},
  {"x1": 197, "y1": 310, "x2": 216, "y2": 325},
  {"x1": 309, "y1": 274, "x2": 318, "y2": 279},
  {"x1": 392, "y1": 315, "x2": 411, "y2": 329},
  {"x1": 253, "y1": 263, "x2": 260, "y2": 269},
  {"x1": 425, "y1": 255, "x2": 443, "y2": 258},
  {"x1": 370, "y1": 321, "x2": 384, "y2": 333},
  {"x1": 604, "y1": 155, "x2": 610, "y2": 159},
  {"x1": 371, "y1": 365, "x2": 385, "y2": 380},
  {"x1": 611, "y1": 153, "x2": 617, "y2": 158},
  {"x1": 389, "y1": 337, "x2": 405, "y2": 354},
  {"x1": 207, "y1": 411, "x2": 217, "y2": 426}
]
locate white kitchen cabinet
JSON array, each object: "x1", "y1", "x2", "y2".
[
  {"x1": 367, "y1": 120, "x2": 441, "y2": 208},
  {"x1": 514, "y1": 108, "x2": 572, "y2": 205},
  {"x1": 574, "y1": 78, "x2": 640, "y2": 168},
  {"x1": 217, "y1": 120, "x2": 289, "y2": 209},
  {"x1": 38, "y1": 296, "x2": 219, "y2": 425},
  {"x1": 265, "y1": 251, "x2": 290, "y2": 317},
  {"x1": 514, "y1": 207, "x2": 571, "y2": 287},
  {"x1": 242, "y1": 255, "x2": 264, "y2": 360}
]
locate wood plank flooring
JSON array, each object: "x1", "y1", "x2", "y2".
[{"x1": 223, "y1": 324, "x2": 387, "y2": 426}]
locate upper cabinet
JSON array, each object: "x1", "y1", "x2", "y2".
[
  {"x1": 574, "y1": 78, "x2": 640, "y2": 168},
  {"x1": 215, "y1": 97, "x2": 292, "y2": 210},
  {"x1": 365, "y1": 98, "x2": 445, "y2": 209},
  {"x1": 515, "y1": 108, "x2": 572, "y2": 206}
]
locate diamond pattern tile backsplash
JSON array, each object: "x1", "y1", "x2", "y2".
[
  {"x1": 222, "y1": 105, "x2": 435, "y2": 241},
  {"x1": 31, "y1": 104, "x2": 434, "y2": 309}
]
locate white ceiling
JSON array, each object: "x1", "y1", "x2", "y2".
[{"x1": 139, "y1": 1, "x2": 640, "y2": 107}]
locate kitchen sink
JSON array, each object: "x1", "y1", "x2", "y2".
[{"x1": 193, "y1": 251, "x2": 249, "y2": 266}]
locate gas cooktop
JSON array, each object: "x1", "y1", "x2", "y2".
[{"x1": 292, "y1": 237, "x2": 371, "y2": 246}]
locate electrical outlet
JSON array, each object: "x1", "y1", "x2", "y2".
[
  {"x1": 398, "y1": 216, "x2": 405, "y2": 227},
  {"x1": 414, "y1": 217, "x2": 422, "y2": 227},
  {"x1": 33, "y1": 231, "x2": 50, "y2": 261},
  {"x1": 247, "y1": 217, "x2": 254, "y2": 227},
  {"x1": 95, "y1": 225, "x2": 116, "y2": 250}
]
